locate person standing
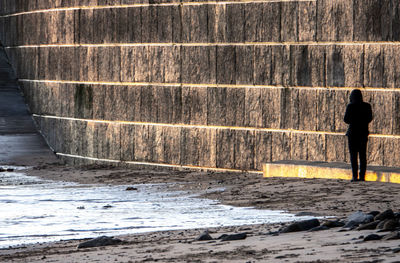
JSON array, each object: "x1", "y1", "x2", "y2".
[{"x1": 344, "y1": 89, "x2": 373, "y2": 182}]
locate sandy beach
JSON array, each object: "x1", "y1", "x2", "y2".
[{"x1": 0, "y1": 163, "x2": 399, "y2": 263}]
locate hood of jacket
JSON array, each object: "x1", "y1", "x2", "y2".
[{"x1": 349, "y1": 89, "x2": 363, "y2": 104}]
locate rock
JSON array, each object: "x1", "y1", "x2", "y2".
[
  {"x1": 374, "y1": 209, "x2": 395, "y2": 221},
  {"x1": 295, "y1": 212, "x2": 321, "y2": 217},
  {"x1": 126, "y1": 187, "x2": 138, "y2": 191},
  {"x1": 217, "y1": 234, "x2": 228, "y2": 239},
  {"x1": 356, "y1": 221, "x2": 379, "y2": 230},
  {"x1": 363, "y1": 234, "x2": 382, "y2": 241},
  {"x1": 382, "y1": 232, "x2": 400, "y2": 241},
  {"x1": 322, "y1": 220, "x2": 345, "y2": 228},
  {"x1": 308, "y1": 225, "x2": 329, "y2": 232},
  {"x1": 102, "y1": 205, "x2": 113, "y2": 209},
  {"x1": 77, "y1": 236, "x2": 122, "y2": 248},
  {"x1": 394, "y1": 212, "x2": 400, "y2": 219},
  {"x1": 281, "y1": 219, "x2": 320, "y2": 233},
  {"x1": 393, "y1": 248, "x2": 400, "y2": 253},
  {"x1": 381, "y1": 219, "x2": 398, "y2": 231},
  {"x1": 344, "y1": 211, "x2": 373, "y2": 228},
  {"x1": 377, "y1": 220, "x2": 388, "y2": 229},
  {"x1": 343, "y1": 220, "x2": 360, "y2": 229},
  {"x1": 196, "y1": 231, "x2": 213, "y2": 241},
  {"x1": 220, "y1": 233, "x2": 247, "y2": 241},
  {"x1": 368, "y1": 211, "x2": 380, "y2": 217},
  {"x1": 266, "y1": 231, "x2": 280, "y2": 236},
  {"x1": 0, "y1": 167, "x2": 14, "y2": 172},
  {"x1": 346, "y1": 211, "x2": 374, "y2": 224}
]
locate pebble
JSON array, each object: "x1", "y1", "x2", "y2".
[
  {"x1": 195, "y1": 231, "x2": 213, "y2": 241},
  {"x1": 382, "y1": 232, "x2": 400, "y2": 241},
  {"x1": 308, "y1": 225, "x2": 329, "y2": 232},
  {"x1": 374, "y1": 209, "x2": 395, "y2": 221},
  {"x1": 356, "y1": 221, "x2": 379, "y2": 230},
  {"x1": 395, "y1": 212, "x2": 400, "y2": 219},
  {"x1": 220, "y1": 233, "x2": 247, "y2": 241},
  {"x1": 0, "y1": 167, "x2": 14, "y2": 172},
  {"x1": 368, "y1": 211, "x2": 380, "y2": 217},
  {"x1": 376, "y1": 220, "x2": 388, "y2": 229},
  {"x1": 77, "y1": 236, "x2": 122, "y2": 249},
  {"x1": 281, "y1": 219, "x2": 320, "y2": 233},
  {"x1": 382, "y1": 219, "x2": 398, "y2": 231},
  {"x1": 295, "y1": 212, "x2": 321, "y2": 217},
  {"x1": 345, "y1": 211, "x2": 373, "y2": 228},
  {"x1": 363, "y1": 234, "x2": 382, "y2": 241},
  {"x1": 322, "y1": 220, "x2": 345, "y2": 228}
]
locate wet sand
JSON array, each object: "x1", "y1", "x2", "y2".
[{"x1": 1, "y1": 164, "x2": 399, "y2": 262}]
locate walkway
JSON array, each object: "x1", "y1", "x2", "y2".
[{"x1": 0, "y1": 45, "x2": 56, "y2": 166}]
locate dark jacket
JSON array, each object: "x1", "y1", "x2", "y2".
[{"x1": 344, "y1": 90, "x2": 373, "y2": 137}]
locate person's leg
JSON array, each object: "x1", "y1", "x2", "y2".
[
  {"x1": 348, "y1": 136, "x2": 359, "y2": 181},
  {"x1": 359, "y1": 137, "x2": 368, "y2": 181}
]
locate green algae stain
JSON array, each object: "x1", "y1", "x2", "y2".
[{"x1": 74, "y1": 84, "x2": 93, "y2": 118}]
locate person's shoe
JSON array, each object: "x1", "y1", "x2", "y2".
[
  {"x1": 351, "y1": 178, "x2": 359, "y2": 182},
  {"x1": 359, "y1": 177, "x2": 365, "y2": 181}
]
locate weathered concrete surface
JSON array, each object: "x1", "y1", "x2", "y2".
[
  {"x1": 0, "y1": 45, "x2": 56, "y2": 165},
  {"x1": 1, "y1": 0, "x2": 400, "y2": 170}
]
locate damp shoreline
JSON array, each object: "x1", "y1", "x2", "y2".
[
  {"x1": 0, "y1": 164, "x2": 399, "y2": 262},
  {"x1": 0, "y1": 167, "x2": 316, "y2": 249}
]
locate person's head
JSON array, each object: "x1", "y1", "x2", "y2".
[{"x1": 349, "y1": 89, "x2": 363, "y2": 104}]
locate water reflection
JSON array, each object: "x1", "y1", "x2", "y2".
[{"x1": 0, "y1": 168, "x2": 313, "y2": 248}]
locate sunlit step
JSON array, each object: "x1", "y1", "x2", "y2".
[{"x1": 263, "y1": 161, "x2": 400, "y2": 184}]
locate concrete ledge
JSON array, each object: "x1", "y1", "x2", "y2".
[{"x1": 263, "y1": 161, "x2": 400, "y2": 184}]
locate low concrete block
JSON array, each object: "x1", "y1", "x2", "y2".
[{"x1": 263, "y1": 160, "x2": 400, "y2": 184}]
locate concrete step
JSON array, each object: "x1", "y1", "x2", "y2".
[
  {"x1": 0, "y1": 71, "x2": 14, "y2": 79},
  {"x1": 0, "y1": 46, "x2": 57, "y2": 165},
  {"x1": 0, "y1": 116, "x2": 37, "y2": 134},
  {"x1": 263, "y1": 160, "x2": 400, "y2": 184},
  {"x1": 0, "y1": 134, "x2": 57, "y2": 166},
  {"x1": 0, "y1": 88, "x2": 20, "y2": 92},
  {"x1": 0, "y1": 91, "x2": 30, "y2": 116},
  {"x1": 0, "y1": 86, "x2": 20, "y2": 91},
  {"x1": 0, "y1": 70, "x2": 14, "y2": 75},
  {"x1": 0, "y1": 81, "x2": 18, "y2": 86}
]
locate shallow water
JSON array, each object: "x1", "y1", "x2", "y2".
[{"x1": 0, "y1": 167, "x2": 314, "y2": 248}]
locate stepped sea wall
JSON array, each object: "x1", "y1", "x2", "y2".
[{"x1": 1, "y1": 0, "x2": 399, "y2": 170}]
